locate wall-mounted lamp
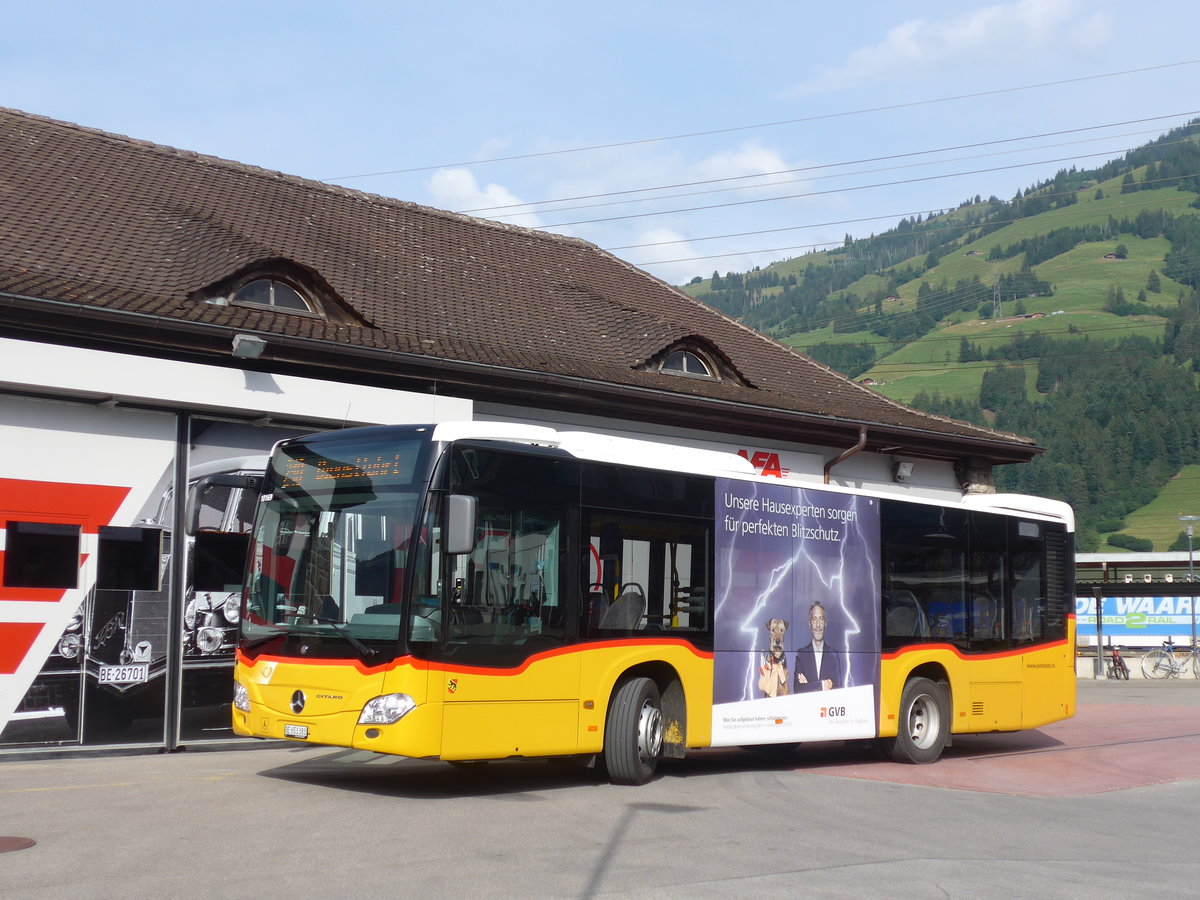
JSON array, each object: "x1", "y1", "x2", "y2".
[
  {"x1": 232, "y1": 333, "x2": 267, "y2": 359},
  {"x1": 893, "y1": 461, "x2": 914, "y2": 482}
]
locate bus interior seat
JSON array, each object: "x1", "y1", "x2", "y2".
[
  {"x1": 587, "y1": 591, "x2": 608, "y2": 629},
  {"x1": 885, "y1": 589, "x2": 927, "y2": 638},
  {"x1": 598, "y1": 584, "x2": 645, "y2": 630},
  {"x1": 449, "y1": 605, "x2": 484, "y2": 625},
  {"x1": 365, "y1": 602, "x2": 402, "y2": 615},
  {"x1": 973, "y1": 593, "x2": 999, "y2": 638}
]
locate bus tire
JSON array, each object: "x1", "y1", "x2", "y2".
[
  {"x1": 881, "y1": 677, "x2": 948, "y2": 764},
  {"x1": 604, "y1": 677, "x2": 663, "y2": 785}
]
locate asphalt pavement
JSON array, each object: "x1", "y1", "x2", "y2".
[{"x1": 2, "y1": 678, "x2": 1198, "y2": 899}]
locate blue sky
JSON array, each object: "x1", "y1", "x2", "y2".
[{"x1": 6, "y1": 1, "x2": 1199, "y2": 284}]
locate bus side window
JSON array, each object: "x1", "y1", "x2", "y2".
[
  {"x1": 881, "y1": 501, "x2": 968, "y2": 650},
  {"x1": 442, "y1": 446, "x2": 576, "y2": 667},
  {"x1": 969, "y1": 513, "x2": 1008, "y2": 651},
  {"x1": 580, "y1": 463, "x2": 713, "y2": 639}
]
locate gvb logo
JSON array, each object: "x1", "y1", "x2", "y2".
[
  {"x1": 738, "y1": 450, "x2": 790, "y2": 479},
  {"x1": 820, "y1": 706, "x2": 847, "y2": 718}
]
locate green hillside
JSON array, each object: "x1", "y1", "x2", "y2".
[
  {"x1": 682, "y1": 120, "x2": 1200, "y2": 551},
  {"x1": 1115, "y1": 465, "x2": 1200, "y2": 551}
]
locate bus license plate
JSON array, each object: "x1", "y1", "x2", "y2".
[
  {"x1": 98, "y1": 664, "x2": 149, "y2": 685},
  {"x1": 283, "y1": 724, "x2": 309, "y2": 739}
]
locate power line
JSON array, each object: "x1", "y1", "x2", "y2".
[
  {"x1": 613, "y1": 177, "x2": 1197, "y2": 253},
  {"x1": 627, "y1": 183, "x2": 1200, "y2": 267},
  {"x1": 491, "y1": 131, "x2": 1197, "y2": 222},
  {"x1": 537, "y1": 145, "x2": 1200, "y2": 230},
  {"x1": 321, "y1": 60, "x2": 1200, "y2": 182},
  {"x1": 460, "y1": 113, "x2": 1200, "y2": 215}
]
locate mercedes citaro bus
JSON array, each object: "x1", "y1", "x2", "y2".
[{"x1": 190, "y1": 422, "x2": 1076, "y2": 784}]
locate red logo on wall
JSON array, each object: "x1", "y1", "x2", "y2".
[
  {"x1": 0, "y1": 478, "x2": 130, "y2": 677},
  {"x1": 738, "y1": 450, "x2": 789, "y2": 479}
]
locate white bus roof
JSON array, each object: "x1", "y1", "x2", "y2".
[{"x1": 430, "y1": 421, "x2": 755, "y2": 477}]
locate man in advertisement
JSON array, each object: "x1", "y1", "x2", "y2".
[{"x1": 795, "y1": 601, "x2": 845, "y2": 692}]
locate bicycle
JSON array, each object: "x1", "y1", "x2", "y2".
[
  {"x1": 1105, "y1": 644, "x2": 1130, "y2": 680},
  {"x1": 1140, "y1": 638, "x2": 1200, "y2": 679}
]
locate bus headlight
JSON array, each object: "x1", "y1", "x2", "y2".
[
  {"x1": 233, "y1": 680, "x2": 250, "y2": 712},
  {"x1": 221, "y1": 594, "x2": 241, "y2": 624},
  {"x1": 358, "y1": 693, "x2": 416, "y2": 725}
]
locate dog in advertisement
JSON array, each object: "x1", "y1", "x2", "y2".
[{"x1": 757, "y1": 618, "x2": 790, "y2": 697}]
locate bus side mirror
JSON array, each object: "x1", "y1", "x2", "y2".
[
  {"x1": 185, "y1": 474, "x2": 262, "y2": 535},
  {"x1": 445, "y1": 494, "x2": 477, "y2": 555}
]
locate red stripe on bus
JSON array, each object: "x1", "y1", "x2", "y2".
[
  {"x1": 881, "y1": 636, "x2": 1070, "y2": 662},
  {"x1": 236, "y1": 648, "x2": 394, "y2": 676},
  {"x1": 238, "y1": 637, "x2": 714, "y2": 677},
  {"x1": 0, "y1": 622, "x2": 44, "y2": 674}
]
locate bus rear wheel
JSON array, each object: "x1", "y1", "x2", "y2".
[
  {"x1": 604, "y1": 677, "x2": 663, "y2": 785},
  {"x1": 881, "y1": 677, "x2": 948, "y2": 764}
]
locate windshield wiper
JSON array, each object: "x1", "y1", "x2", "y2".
[
  {"x1": 287, "y1": 612, "x2": 378, "y2": 659},
  {"x1": 242, "y1": 630, "x2": 286, "y2": 651}
]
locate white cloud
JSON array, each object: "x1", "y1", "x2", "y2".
[
  {"x1": 424, "y1": 168, "x2": 544, "y2": 227},
  {"x1": 620, "y1": 226, "x2": 710, "y2": 286},
  {"x1": 621, "y1": 225, "x2": 795, "y2": 288},
  {"x1": 691, "y1": 141, "x2": 793, "y2": 186},
  {"x1": 425, "y1": 140, "x2": 820, "y2": 285},
  {"x1": 792, "y1": 0, "x2": 1114, "y2": 95}
]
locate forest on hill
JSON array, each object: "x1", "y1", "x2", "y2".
[{"x1": 683, "y1": 121, "x2": 1200, "y2": 551}]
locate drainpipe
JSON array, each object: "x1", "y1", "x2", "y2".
[{"x1": 824, "y1": 425, "x2": 867, "y2": 485}]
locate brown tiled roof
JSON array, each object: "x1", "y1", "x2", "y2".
[{"x1": 0, "y1": 107, "x2": 1037, "y2": 461}]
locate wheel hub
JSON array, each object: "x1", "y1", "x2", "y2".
[
  {"x1": 908, "y1": 695, "x2": 939, "y2": 750},
  {"x1": 637, "y1": 700, "x2": 663, "y2": 764}
]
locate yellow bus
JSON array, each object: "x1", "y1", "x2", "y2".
[{"x1": 193, "y1": 422, "x2": 1075, "y2": 784}]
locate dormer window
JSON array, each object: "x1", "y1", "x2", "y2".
[
  {"x1": 232, "y1": 278, "x2": 314, "y2": 314},
  {"x1": 660, "y1": 349, "x2": 716, "y2": 379},
  {"x1": 194, "y1": 259, "x2": 366, "y2": 326}
]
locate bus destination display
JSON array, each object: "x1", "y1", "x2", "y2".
[{"x1": 274, "y1": 440, "x2": 421, "y2": 491}]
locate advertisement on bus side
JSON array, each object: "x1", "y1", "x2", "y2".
[{"x1": 711, "y1": 478, "x2": 881, "y2": 746}]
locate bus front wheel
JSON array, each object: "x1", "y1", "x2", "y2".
[
  {"x1": 881, "y1": 677, "x2": 948, "y2": 764},
  {"x1": 604, "y1": 677, "x2": 664, "y2": 785}
]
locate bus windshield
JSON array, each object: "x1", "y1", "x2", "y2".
[{"x1": 240, "y1": 433, "x2": 436, "y2": 660}]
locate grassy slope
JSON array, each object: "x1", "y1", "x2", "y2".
[
  {"x1": 847, "y1": 180, "x2": 1198, "y2": 400},
  {"x1": 1109, "y1": 465, "x2": 1200, "y2": 550}
]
